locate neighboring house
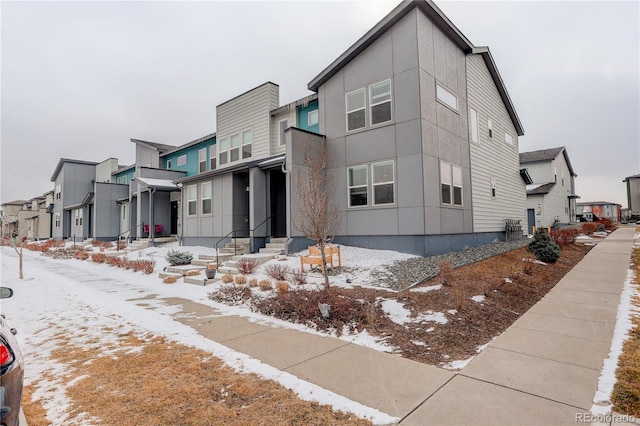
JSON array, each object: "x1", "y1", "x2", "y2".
[
  {"x1": 623, "y1": 173, "x2": 640, "y2": 219},
  {"x1": 576, "y1": 201, "x2": 622, "y2": 222},
  {"x1": 519, "y1": 147, "x2": 578, "y2": 233},
  {"x1": 286, "y1": 0, "x2": 526, "y2": 255},
  {"x1": 1, "y1": 200, "x2": 29, "y2": 238},
  {"x1": 24, "y1": 192, "x2": 54, "y2": 240}
]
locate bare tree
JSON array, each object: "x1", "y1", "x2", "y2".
[
  {"x1": 293, "y1": 140, "x2": 341, "y2": 288},
  {"x1": 2, "y1": 221, "x2": 27, "y2": 279}
]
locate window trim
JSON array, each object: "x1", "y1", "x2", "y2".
[
  {"x1": 242, "y1": 129, "x2": 252, "y2": 159},
  {"x1": 469, "y1": 108, "x2": 479, "y2": 143},
  {"x1": 436, "y1": 83, "x2": 458, "y2": 112},
  {"x1": 371, "y1": 160, "x2": 395, "y2": 206},
  {"x1": 201, "y1": 182, "x2": 212, "y2": 215},
  {"x1": 346, "y1": 88, "x2": 366, "y2": 132},
  {"x1": 218, "y1": 137, "x2": 229, "y2": 166},
  {"x1": 440, "y1": 161, "x2": 463, "y2": 207},
  {"x1": 177, "y1": 154, "x2": 187, "y2": 167},
  {"x1": 198, "y1": 148, "x2": 207, "y2": 173},
  {"x1": 369, "y1": 79, "x2": 392, "y2": 127},
  {"x1": 308, "y1": 109, "x2": 318, "y2": 126},
  {"x1": 55, "y1": 212, "x2": 61, "y2": 228},
  {"x1": 279, "y1": 119, "x2": 288, "y2": 146},
  {"x1": 209, "y1": 144, "x2": 216, "y2": 170},
  {"x1": 187, "y1": 185, "x2": 197, "y2": 217},
  {"x1": 166, "y1": 159, "x2": 172, "y2": 169},
  {"x1": 347, "y1": 165, "x2": 369, "y2": 208}
]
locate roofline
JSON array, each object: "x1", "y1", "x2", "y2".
[
  {"x1": 51, "y1": 158, "x2": 98, "y2": 182},
  {"x1": 520, "y1": 146, "x2": 577, "y2": 177},
  {"x1": 130, "y1": 139, "x2": 176, "y2": 153},
  {"x1": 270, "y1": 93, "x2": 319, "y2": 116},
  {"x1": 160, "y1": 132, "x2": 217, "y2": 158},
  {"x1": 173, "y1": 154, "x2": 287, "y2": 184},
  {"x1": 113, "y1": 164, "x2": 135, "y2": 176},
  {"x1": 472, "y1": 47, "x2": 524, "y2": 136},
  {"x1": 308, "y1": 0, "x2": 474, "y2": 92},
  {"x1": 217, "y1": 81, "x2": 279, "y2": 109},
  {"x1": 577, "y1": 201, "x2": 622, "y2": 206}
]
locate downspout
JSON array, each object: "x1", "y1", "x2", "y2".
[{"x1": 149, "y1": 187, "x2": 156, "y2": 246}]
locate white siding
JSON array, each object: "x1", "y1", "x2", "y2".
[
  {"x1": 467, "y1": 54, "x2": 526, "y2": 232},
  {"x1": 524, "y1": 152, "x2": 574, "y2": 226},
  {"x1": 270, "y1": 109, "x2": 296, "y2": 156},
  {"x1": 216, "y1": 82, "x2": 279, "y2": 168}
]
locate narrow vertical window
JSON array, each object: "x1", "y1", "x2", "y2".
[
  {"x1": 122, "y1": 204, "x2": 127, "y2": 220},
  {"x1": 470, "y1": 108, "x2": 479, "y2": 143},
  {"x1": 370, "y1": 80, "x2": 391, "y2": 125},
  {"x1": 372, "y1": 161, "x2": 394, "y2": 205},
  {"x1": 487, "y1": 119, "x2": 493, "y2": 138},
  {"x1": 348, "y1": 165, "x2": 368, "y2": 207},
  {"x1": 187, "y1": 185, "x2": 197, "y2": 216},
  {"x1": 308, "y1": 110, "x2": 318, "y2": 126},
  {"x1": 230, "y1": 134, "x2": 241, "y2": 162},
  {"x1": 199, "y1": 148, "x2": 207, "y2": 173},
  {"x1": 201, "y1": 182, "x2": 212, "y2": 215},
  {"x1": 490, "y1": 177, "x2": 497, "y2": 198},
  {"x1": 242, "y1": 129, "x2": 252, "y2": 159},
  {"x1": 167, "y1": 159, "x2": 172, "y2": 169},
  {"x1": 210, "y1": 145, "x2": 217, "y2": 170},
  {"x1": 279, "y1": 120, "x2": 288, "y2": 145},
  {"x1": 440, "y1": 161, "x2": 452, "y2": 205},
  {"x1": 452, "y1": 165, "x2": 463, "y2": 206},
  {"x1": 219, "y1": 138, "x2": 229, "y2": 165},
  {"x1": 346, "y1": 88, "x2": 366, "y2": 131}
]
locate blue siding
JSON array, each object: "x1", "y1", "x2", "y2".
[
  {"x1": 114, "y1": 168, "x2": 134, "y2": 184},
  {"x1": 163, "y1": 136, "x2": 216, "y2": 176},
  {"x1": 297, "y1": 100, "x2": 320, "y2": 134}
]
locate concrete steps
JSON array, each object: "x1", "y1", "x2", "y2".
[
  {"x1": 258, "y1": 238, "x2": 286, "y2": 256},
  {"x1": 218, "y1": 253, "x2": 276, "y2": 275}
]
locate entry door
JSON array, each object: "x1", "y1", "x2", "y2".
[
  {"x1": 170, "y1": 201, "x2": 178, "y2": 235},
  {"x1": 270, "y1": 170, "x2": 287, "y2": 237},
  {"x1": 527, "y1": 209, "x2": 535, "y2": 234}
]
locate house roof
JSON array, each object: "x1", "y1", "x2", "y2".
[
  {"x1": 519, "y1": 146, "x2": 577, "y2": 177},
  {"x1": 623, "y1": 173, "x2": 640, "y2": 182},
  {"x1": 130, "y1": 139, "x2": 177, "y2": 154},
  {"x1": 50, "y1": 158, "x2": 99, "y2": 182},
  {"x1": 135, "y1": 177, "x2": 180, "y2": 191},
  {"x1": 160, "y1": 132, "x2": 217, "y2": 158},
  {"x1": 577, "y1": 201, "x2": 622, "y2": 207},
  {"x1": 526, "y1": 182, "x2": 556, "y2": 195},
  {"x1": 307, "y1": 0, "x2": 523, "y2": 136},
  {"x1": 270, "y1": 94, "x2": 319, "y2": 117},
  {"x1": 1, "y1": 200, "x2": 29, "y2": 207}
]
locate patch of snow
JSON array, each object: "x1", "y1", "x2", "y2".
[
  {"x1": 591, "y1": 268, "x2": 639, "y2": 416},
  {"x1": 522, "y1": 257, "x2": 547, "y2": 265},
  {"x1": 442, "y1": 339, "x2": 494, "y2": 370},
  {"x1": 447, "y1": 309, "x2": 457, "y2": 315},
  {"x1": 416, "y1": 311, "x2": 448, "y2": 324},
  {"x1": 380, "y1": 299, "x2": 412, "y2": 325},
  {"x1": 503, "y1": 278, "x2": 513, "y2": 284},
  {"x1": 471, "y1": 295, "x2": 485, "y2": 303},
  {"x1": 411, "y1": 341, "x2": 426, "y2": 346},
  {"x1": 410, "y1": 284, "x2": 442, "y2": 293}
]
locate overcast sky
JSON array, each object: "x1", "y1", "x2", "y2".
[{"x1": 1, "y1": 1, "x2": 638, "y2": 208}]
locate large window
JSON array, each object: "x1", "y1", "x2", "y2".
[
  {"x1": 187, "y1": 185, "x2": 197, "y2": 216},
  {"x1": 436, "y1": 84, "x2": 458, "y2": 111},
  {"x1": 279, "y1": 120, "x2": 288, "y2": 145},
  {"x1": 347, "y1": 160, "x2": 395, "y2": 208},
  {"x1": 441, "y1": 161, "x2": 463, "y2": 206},
  {"x1": 219, "y1": 129, "x2": 252, "y2": 165},
  {"x1": 348, "y1": 165, "x2": 368, "y2": 207},
  {"x1": 370, "y1": 80, "x2": 392, "y2": 126},
  {"x1": 201, "y1": 182, "x2": 212, "y2": 215},
  {"x1": 230, "y1": 134, "x2": 241, "y2": 162},
  {"x1": 346, "y1": 88, "x2": 366, "y2": 131},
  {"x1": 372, "y1": 161, "x2": 394, "y2": 205},
  {"x1": 210, "y1": 145, "x2": 216, "y2": 170},
  {"x1": 469, "y1": 108, "x2": 479, "y2": 143},
  {"x1": 199, "y1": 148, "x2": 207, "y2": 173},
  {"x1": 74, "y1": 209, "x2": 83, "y2": 226}
]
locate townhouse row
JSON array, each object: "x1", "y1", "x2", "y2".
[{"x1": 0, "y1": 0, "x2": 591, "y2": 256}]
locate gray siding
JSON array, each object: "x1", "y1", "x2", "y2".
[
  {"x1": 466, "y1": 54, "x2": 526, "y2": 232},
  {"x1": 182, "y1": 173, "x2": 233, "y2": 239},
  {"x1": 93, "y1": 183, "x2": 129, "y2": 239},
  {"x1": 524, "y1": 152, "x2": 574, "y2": 226},
  {"x1": 628, "y1": 177, "x2": 640, "y2": 214},
  {"x1": 270, "y1": 109, "x2": 296, "y2": 157}
]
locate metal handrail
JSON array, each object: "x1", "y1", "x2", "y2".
[
  {"x1": 116, "y1": 223, "x2": 145, "y2": 251},
  {"x1": 214, "y1": 229, "x2": 238, "y2": 268},
  {"x1": 249, "y1": 215, "x2": 272, "y2": 254},
  {"x1": 214, "y1": 216, "x2": 274, "y2": 266}
]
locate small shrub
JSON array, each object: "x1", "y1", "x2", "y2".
[
  {"x1": 479, "y1": 270, "x2": 503, "y2": 296},
  {"x1": 437, "y1": 260, "x2": 453, "y2": 286},
  {"x1": 550, "y1": 227, "x2": 580, "y2": 248},
  {"x1": 276, "y1": 281, "x2": 289, "y2": 293},
  {"x1": 91, "y1": 253, "x2": 107, "y2": 263},
  {"x1": 235, "y1": 275, "x2": 247, "y2": 285},
  {"x1": 528, "y1": 229, "x2": 560, "y2": 263},
  {"x1": 163, "y1": 276, "x2": 178, "y2": 284},
  {"x1": 165, "y1": 249, "x2": 193, "y2": 266},
  {"x1": 259, "y1": 280, "x2": 273, "y2": 291},
  {"x1": 91, "y1": 240, "x2": 114, "y2": 249},
  {"x1": 185, "y1": 270, "x2": 201, "y2": 277},
  {"x1": 208, "y1": 285, "x2": 252, "y2": 305},
  {"x1": 288, "y1": 269, "x2": 307, "y2": 286},
  {"x1": 221, "y1": 274, "x2": 234, "y2": 284},
  {"x1": 129, "y1": 259, "x2": 155, "y2": 274},
  {"x1": 451, "y1": 278, "x2": 468, "y2": 310},
  {"x1": 264, "y1": 263, "x2": 291, "y2": 281},
  {"x1": 581, "y1": 222, "x2": 599, "y2": 234},
  {"x1": 74, "y1": 251, "x2": 89, "y2": 260},
  {"x1": 237, "y1": 258, "x2": 259, "y2": 275},
  {"x1": 248, "y1": 278, "x2": 258, "y2": 288},
  {"x1": 597, "y1": 218, "x2": 617, "y2": 231}
]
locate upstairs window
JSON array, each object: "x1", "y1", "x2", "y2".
[
  {"x1": 348, "y1": 165, "x2": 368, "y2": 207},
  {"x1": 370, "y1": 80, "x2": 392, "y2": 126},
  {"x1": 230, "y1": 134, "x2": 241, "y2": 162},
  {"x1": 346, "y1": 88, "x2": 366, "y2": 131},
  {"x1": 436, "y1": 84, "x2": 458, "y2": 111},
  {"x1": 55, "y1": 184, "x2": 61, "y2": 200},
  {"x1": 441, "y1": 161, "x2": 463, "y2": 206},
  {"x1": 242, "y1": 129, "x2": 252, "y2": 159},
  {"x1": 167, "y1": 159, "x2": 172, "y2": 169},
  {"x1": 279, "y1": 120, "x2": 288, "y2": 145},
  {"x1": 219, "y1": 138, "x2": 229, "y2": 165},
  {"x1": 201, "y1": 182, "x2": 212, "y2": 215},
  {"x1": 308, "y1": 110, "x2": 318, "y2": 126},
  {"x1": 199, "y1": 148, "x2": 207, "y2": 173},
  {"x1": 210, "y1": 145, "x2": 216, "y2": 170},
  {"x1": 177, "y1": 155, "x2": 187, "y2": 167},
  {"x1": 469, "y1": 108, "x2": 479, "y2": 143},
  {"x1": 187, "y1": 185, "x2": 197, "y2": 216}
]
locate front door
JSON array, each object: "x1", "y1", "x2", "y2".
[
  {"x1": 270, "y1": 169, "x2": 287, "y2": 237},
  {"x1": 170, "y1": 201, "x2": 178, "y2": 235},
  {"x1": 527, "y1": 209, "x2": 535, "y2": 234}
]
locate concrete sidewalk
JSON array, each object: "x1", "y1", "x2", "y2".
[{"x1": 160, "y1": 227, "x2": 637, "y2": 425}]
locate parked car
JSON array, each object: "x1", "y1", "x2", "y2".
[{"x1": 0, "y1": 287, "x2": 23, "y2": 426}]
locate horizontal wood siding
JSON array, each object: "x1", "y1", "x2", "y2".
[
  {"x1": 216, "y1": 83, "x2": 279, "y2": 168},
  {"x1": 467, "y1": 54, "x2": 526, "y2": 232},
  {"x1": 270, "y1": 109, "x2": 296, "y2": 156}
]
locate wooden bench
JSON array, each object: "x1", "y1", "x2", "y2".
[{"x1": 300, "y1": 245, "x2": 342, "y2": 273}]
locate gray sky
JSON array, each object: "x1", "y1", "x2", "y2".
[{"x1": 2, "y1": 1, "x2": 639, "y2": 208}]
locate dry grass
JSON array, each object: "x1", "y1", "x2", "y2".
[
  {"x1": 185, "y1": 270, "x2": 201, "y2": 277},
  {"x1": 221, "y1": 274, "x2": 234, "y2": 284},
  {"x1": 259, "y1": 279, "x2": 273, "y2": 291},
  {"x1": 163, "y1": 276, "x2": 178, "y2": 284},
  {"x1": 276, "y1": 281, "x2": 290, "y2": 293},
  {"x1": 24, "y1": 331, "x2": 371, "y2": 425},
  {"x1": 612, "y1": 243, "x2": 640, "y2": 416},
  {"x1": 234, "y1": 275, "x2": 247, "y2": 285}
]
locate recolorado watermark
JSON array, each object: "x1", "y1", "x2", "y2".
[{"x1": 576, "y1": 413, "x2": 637, "y2": 423}]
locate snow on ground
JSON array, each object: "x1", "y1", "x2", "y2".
[
  {"x1": 410, "y1": 284, "x2": 442, "y2": 293},
  {"x1": 0, "y1": 245, "x2": 399, "y2": 425},
  {"x1": 471, "y1": 295, "x2": 485, "y2": 303},
  {"x1": 379, "y1": 298, "x2": 447, "y2": 326}
]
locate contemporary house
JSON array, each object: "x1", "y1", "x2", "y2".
[
  {"x1": 623, "y1": 174, "x2": 640, "y2": 219},
  {"x1": 1, "y1": 200, "x2": 29, "y2": 238},
  {"x1": 576, "y1": 201, "x2": 622, "y2": 222},
  {"x1": 519, "y1": 146, "x2": 578, "y2": 233}
]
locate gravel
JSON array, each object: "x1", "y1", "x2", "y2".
[{"x1": 372, "y1": 239, "x2": 530, "y2": 290}]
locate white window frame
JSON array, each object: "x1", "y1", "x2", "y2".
[
  {"x1": 487, "y1": 119, "x2": 493, "y2": 138},
  {"x1": 218, "y1": 137, "x2": 229, "y2": 166},
  {"x1": 55, "y1": 184, "x2": 61, "y2": 200},
  {"x1": 279, "y1": 119, "x2": 288, "y2": 146},
  {"x1": 198, "y1": 148, "x2": 207, "y2": 173},
  {"x1": 308, "y1": 110, "x2": 318, "y2": 126},
  {"x1": 242, "y1": 129, "x2": 252, "y2": 159},
  {"x1": 209, "y1": 145, "x2": 216, "y2": 170},
  {"x1": 347, "y1": 165, "x2": 368, "y2": 208},
  {"x1": 167, "y1": 159, "x2": 172, "y2": 169},
  {"x1": 440, "y1": 161, "x2": 463, "y2": 207},
  {"x1": 55, "y1": 212, "x2": 61, "y2": 228},
  {"x1": 121, "y1": 204, "x2": 127, "y2": 221},
  {"x1": 371, "y1": 160, "x2": 395, "y2": 206},
  {"x1": 346, "y1": 88, "x2": 366, "y2": 132},
  {"x1": 75, "y1": 209, "x2": 83, "y2": 226},
  {"x1": 436, "y1": 84, "x2": 458, "y2": 111},
  {"x1": 230, "y1": 134, "x2": 241, "y2": 162},
  {"x1": 504, "y1": 133, "x2": 513, "y2": 145},
  {"x1": 201, "y1": 182, "x2": 212, "y2": 215},
  {"x1": 177, "y1": 154, "x2": 187, "y2": 167},
  {"x1": 187, "y1": 185, "x2": 197, "y2": 216},
  {"x1": 470, "y1": 108, "x2": 479, "y2": 143},
  {"x1": 369, "y1": 79, "x2": 392, "y2": 126}
]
